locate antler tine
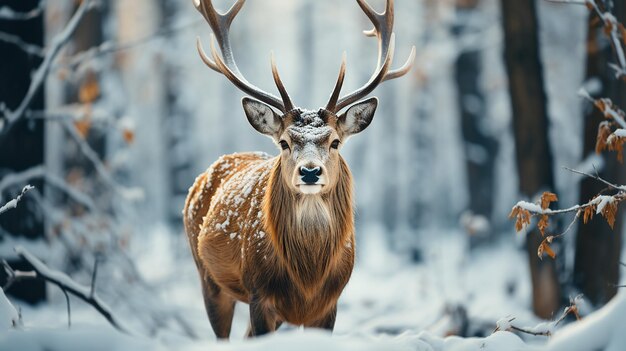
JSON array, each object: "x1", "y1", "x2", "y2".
[
  {"x1": 325, "y1": 52, "x2": 347, "y2": 112},
  {"x1": 331, "y1": 0, "x2": 414, "y2": 112},
  {"x1": 270, "y1": 52, "x2": 295, "y2": 112},
  {"x1": 383, "y1": 45, "x2": 416, "y2": 82},
  {"x1": 335, "y1": 33, "x2": 396, "y2": 112},
  {"x1": 195, "y1": 0, "x2": 292, "y2": 113}
]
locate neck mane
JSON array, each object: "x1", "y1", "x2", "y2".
[{"x1": 263, "y1": 157, "x2": 354, "y2": 290}]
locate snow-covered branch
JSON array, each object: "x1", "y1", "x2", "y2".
[
  {"x1": 6, "y1": 246, "x2": 131, "y2": 334},
  {"x1": 0, "y1": 3, "x2": 44, "y2": 21},
  {"x1": 495, "y1": 297, "x2": 582, "y2": 337},
  {"x1": 0, "y1": 31, "x2": 44, "y2": 57},
  {"x1": 0, "y1": 0, "x2": 93, "y2": 137},
  {"x1": 0, "y1": 185, "x2": 33, "y2": 215}
]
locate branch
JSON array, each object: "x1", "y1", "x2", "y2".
[
  {"x1": 0, "y1": 31, "x2": 44, "y2": 57},
  {"x1": 495, "y1": 297, "x2": 582, "y2": 337},
  {"x1": 563, "y1": 166, "x2": 623, "y2": 191},
  {"x1": 10, "y1": 246, "x2": 131, "y2": 334},
  {"x1": 0, "y1": 185, "x2": 34, "y2": 215},
  {"x1": 59, "y1": 119, "x2": 143, "y2": 201},
  {"x1": 0, "y1": 0, "x2": 93, "y2": 137},
  {"x1": 0, "y1": 3, "x2": 44, "y2": 21}
]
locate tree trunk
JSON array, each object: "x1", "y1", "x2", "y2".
[
  {"x1": 453, "y1": 0, "x2": 498, "y2": 244},
  {"x1": 573, "y1": 4, "x2": 625, "y2": 306},
  {"x1": 500, "y1": 0, "x2": 560, "y2": 318},
  {"x1": 0, "y1": 0, "x2": 46, "y2": 303}
]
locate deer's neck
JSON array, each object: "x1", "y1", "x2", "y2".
[{"x1": 263, "y1": 157, "x2": 354, "y2": 290}]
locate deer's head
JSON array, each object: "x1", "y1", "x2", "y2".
[{"x1": 195, "y1": 0, "x2": 415, "y2": 195}]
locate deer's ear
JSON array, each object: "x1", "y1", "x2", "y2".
[
  {"x1": 242, "y1": 97, "x2": 283, "y2": 138},
  {"x1": 337, "y1": 97, "x2": 378, "y2": 136}
]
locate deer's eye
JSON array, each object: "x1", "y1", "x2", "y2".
[
  {"x1": 279, "y1": 140, "x2": 290, "y2": 150},
  {"x1": 330, "y1": 139, "x2": 340, "y2": 149}
]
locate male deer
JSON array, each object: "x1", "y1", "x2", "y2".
[{"x1": 184, "y1": 0, "x2": 415, "y2": 338}]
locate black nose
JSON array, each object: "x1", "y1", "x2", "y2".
[{"x1": 299, "y1": 167, "x2": 322, "y2": 184}]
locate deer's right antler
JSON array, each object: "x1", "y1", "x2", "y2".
[
  {"x1": 326, "y1": 0, "x2": 416, "y2": 113},
  {"x1": 194, "y1": 0, "x2": 295, "y2": 113}
]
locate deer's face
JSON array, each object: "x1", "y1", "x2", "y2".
[{"x1": 243, "y1": 97, "x2": 378, "y2": 195}]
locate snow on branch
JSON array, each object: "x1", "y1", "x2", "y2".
[
  {"x1": 0, "y1": 185, "x2": 33, "y2": 215},
  {"x1": 0, "y1": 0, "x2": 94, "y2": 137},
  {"x1": 495, "y1": 296, "x2": 582, "y2": 337},
  {"x1": 510, "y1": 168, "x2": 626, "y2": 259},
  {"x1": 0, "y1": 3, "x2": 44, "y2": 21},
  {"x1": 0, "y1": 31, "x2": 44, "y2": 57},
  {"x1": 5, "y1": 246, "x2": 131, "y2": 334}
]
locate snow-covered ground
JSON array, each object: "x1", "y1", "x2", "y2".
[{"x1": 0, "y1": 227, "x2": 624, "y2": 350}]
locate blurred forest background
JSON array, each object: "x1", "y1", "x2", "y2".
[{"x1": 0, "y1": 0, "x2": 625, "y2": 347}]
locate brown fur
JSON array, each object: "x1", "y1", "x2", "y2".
[{"x1": 183, "y1": 152, "x2": 355, "y2": 337}]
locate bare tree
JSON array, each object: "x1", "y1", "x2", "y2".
[
  {"x1": 574, "y1": 1, "x2": 625, "y2": 306},
  {"x1": 0, "y1": 0, "x2": 46, "y2": 304},
  {"x1": 501, "y1": 0, "x2": 561, "y2": 318}
]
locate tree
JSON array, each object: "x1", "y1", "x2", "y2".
[
  {"x1": 573, "y1": 1, "x2": 625, "y2": 306},
  {"x1": 0, "y1": 0, "x2": 46, "y2": 303},
  {"x1": 501, "y1": 0, "x2": 560, "y2": 318},
  {"x1": 453, "y1": 0, "x2": 498, "y2": 244}
]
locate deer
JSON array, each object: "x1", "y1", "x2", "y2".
[{"x1": 184, "y1": 0, "x2": 415, "y2": 338}]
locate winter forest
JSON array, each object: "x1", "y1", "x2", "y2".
[{"x1": 0, "y1": 0, "x2": 625, "y2": 350}]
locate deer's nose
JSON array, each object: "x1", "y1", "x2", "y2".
[{"x1": 299, "y1": 166, "x2": 322, "y2": 184}]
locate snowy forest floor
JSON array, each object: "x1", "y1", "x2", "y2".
[{"x1": 1, "y1": 227, "x2": 625, "y2": 351}]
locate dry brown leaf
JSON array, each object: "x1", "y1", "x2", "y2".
[
  {"x1": 509, "y1": 206, "x2": 531, "y2": 232},
  {"x1": 608, "y1": 135, "x2": 625, "y2": 162},
  {"x1": 583, "y1": 203, "x2": 596, "y2": 224},
  {"x1": 122, "y1": 129, "x2": 135, "y2": 144},
  {"x1": 540, "y1": 191, "x2": 558, "y2": 210},
  {"x1": 601, "y1": 199, "x2": 618, "y2": 229},
  {"x1": 538, "y1": 237, "x2": 556, "y2": 260},
  {"x1": 596, "y1": 121, "x2": 612, "y2": 154},
  {"x1": 537, "y1": 215, "x2": 548, "y2": 236},
  {"x1": 79, "y1": 72, "x2": 100, "y2": 104},
  {"x1": 620, "y1": 23, "x2": 626, "y2": 47}
]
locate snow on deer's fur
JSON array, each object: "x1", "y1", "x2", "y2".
[{"x1": 184, "y1": 0, "x2": 415, "y2": 338}]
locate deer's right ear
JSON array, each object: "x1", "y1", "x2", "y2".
[{"x1": 242, "y1": 97, "x2": 283, "y2": 138}]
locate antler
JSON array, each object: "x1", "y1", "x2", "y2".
[
  {"x1": 326, "y1": 0, "x2": 416, "y2": 112},
  {"x1": 194, "y1": 0, "x2": 294, "y2": 113}
]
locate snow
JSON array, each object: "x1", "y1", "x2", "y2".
[
  {"x1": 0, "y1": 289, "x2": 19, "y2": 330},
  {"x1": 544, "y1": 292, "x2": 626, "y2": 351},
  {"x1": 0, "y1": 184, "x2": 34, "y2": 215}
]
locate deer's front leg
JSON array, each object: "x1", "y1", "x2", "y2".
[{"x1": 247, "y1": 290, "x2": 276, "y2": 337}]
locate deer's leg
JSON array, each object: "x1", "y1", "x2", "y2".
[
  {"x1": 247, "y1": 290, "x2": 276, "y2": 337},
  {"x1": 305, "y1": 304, "x2": 337, "y2": 331},
  {"x1": 201, "y1": 274, "x2": 236, "y2": 339}
]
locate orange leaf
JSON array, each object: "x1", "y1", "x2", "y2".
[
  {"x1": 74, "y1": 119, "x2": 91, "y2": 139},
  {"x1": 596, "y1": 121, "x2": 612, "y2": 154},
  {"x1": 600, "y1": 200, "x2": 618, "y2": 229},
  {"x1": 583, "y1": 204, "x2": 596, "y2": 224},
  {"x1": 509, "y1": 206, "x2": 531, "y2": 232},
  {"x1": 79, "y1": 72, "x2": 100, "y2": 104},
  {"x1": 538, "y1": 215, "x2": 549, "y2": 237},
  {"x1": 538, "y1": 237, "x2": 556, "y2": 260},
  {"x1": 122, "y1": 129, "x2": 134, "y2": 144},
  {"x1": 540, "y1": 191, "x2": 558, "y2": 210}
]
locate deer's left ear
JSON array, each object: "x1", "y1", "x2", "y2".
[
  {"x1": 242, "y1": 97, "x2": 283, "y2": 138},
  {"x1": 337, "y1": 97, "x2": 378, "y2": 136}
]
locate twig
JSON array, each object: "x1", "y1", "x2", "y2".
[
  {"x1": 62, "y1": 288, "x2": 71, "y2": 328},
  {"x1": 545, "y1": 0, "x2": 588, "y2": 4},
  {"x1": 56, "y1": 18, "x2": 204, "y2": 72},
  {"x1": 0, "y1": 31, "x2": 44, "y2": 57},
  {"x1": 563, "y1": 166, "x2": 623, "y2": 190},
  {"x1": 0, "y1": 0, "x2": 93, "y2": 137},
  {"x1": 90, "y1": 256, "x2": 100, "y2": 299},
  {"x1": 2, "y1": 260, "x2": 36, "y2": 291},
  {"x1": 0, "y1": 165, "x2": 96, "y2": 212},
  {"x1": 11, "y1": 246, "x2": 131, "y2": 334},
  {"x1": 0, "y1": 185, "x2": 34, "y2": 215},
  {"x1": 0, "y1": 3, "x2": 44, "y2": 21},
  {"x1": 59, "y1": 119, "x2": 143, "y2": 201}
]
